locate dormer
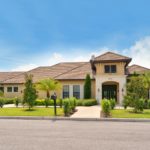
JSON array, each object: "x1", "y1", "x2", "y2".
[{"x1": 90, "y1": 52, "x2": 132, "y2": 75}]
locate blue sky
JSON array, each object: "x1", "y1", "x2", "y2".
[{"x1": 0, "y1": 0, "x2": 150, "y2": 71}]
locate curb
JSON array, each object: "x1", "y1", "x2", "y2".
[{"x1": 0, "y1": 116, "x2": 150, "y2": 122}]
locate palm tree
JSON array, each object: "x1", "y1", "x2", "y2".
[
  {"x1": 142, "y1": 72, "x2": 150, "y2": 99},
  {"x1": 36, "y1": 78, "x2": 62, "y2": 98}
]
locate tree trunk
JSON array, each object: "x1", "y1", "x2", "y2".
[{"x1": 47, "y1": 91, "x2": 50, "y2": 98}]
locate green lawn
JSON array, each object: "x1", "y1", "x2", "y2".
[
  {"x1": 0, "y1": 108, "x2": 64, "y2": 116},
  {"x1": 111, "y1": 109, "x2": 150, "y2": 118}
]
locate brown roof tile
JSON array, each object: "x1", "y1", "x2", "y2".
[
  {"x1": 0, "y1": 72, "x2": 24, "y2": 83},
  {"x1": 55, "y1": 63, "x2": 93, "y2": 80},
  {"x1": 3, "y1": 62, "x2": 90, "y2": 83},
  {"x1": 94, "y1": 51, "x2": 132, "y2": 63},
  {"x1": 127, "y1": 64, "x2": 150, "y2": 74}
]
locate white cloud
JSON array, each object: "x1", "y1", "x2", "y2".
[
  {"x1": 11, "y1": 36, "x2": 150, "y2": 71},
  {"x1": 126, "y1": 36, "x2": 150, "y2": 68},
  {"x1": 11, "y1": 64, "x2": 38, "y2": 71}
]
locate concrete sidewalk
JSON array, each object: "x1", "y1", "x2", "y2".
[{"x1": 71, "y1": 105, "x2": 101, "y2": 118}]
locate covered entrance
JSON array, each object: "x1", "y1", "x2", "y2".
[{"x1": 102, "y1": 82, "x2": 119, "y2": 102}]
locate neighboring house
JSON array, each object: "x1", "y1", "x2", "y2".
[{"x1": 0, "y1": 52, "x2": 149, "y2": 104}]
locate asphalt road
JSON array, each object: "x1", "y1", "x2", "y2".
[{"x1": 0, "y1": 119, "x2": 150, "y2": 150}]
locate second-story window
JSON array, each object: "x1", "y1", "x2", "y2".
[{"x1": 104, "y1": 65, "x2": 117, "y2": 73}]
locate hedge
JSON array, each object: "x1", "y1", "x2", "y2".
[{"x1": 76, "y1": 99, "x2": 97, "y2": 106}]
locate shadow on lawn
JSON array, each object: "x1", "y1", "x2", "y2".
[
  {"x1": 128, "y1": 110, "x2": 150, "y2": 115},
  {"x1": 23, "y1": 109, "x2": 37, "y2": 112}
]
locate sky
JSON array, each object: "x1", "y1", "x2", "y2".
[{"x1": 0, "y1": 0, "x2": 150, "y2": 71}]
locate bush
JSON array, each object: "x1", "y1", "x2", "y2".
[
  {"x1": 76, "y1": 100, "x2": 83, "y2": 106},
  {"x1": 45, "y1": 98, "x2": 50, "y2": 108},
  {"x1": 134, "y1": 98, "x2": 145, "y2": 113},
  {"x1": 63, "y1": 99, "x2": 71, "y2": 116},
  {"x1": 59, "y1": 99, "x2": 63, "y2": 108},
  {"x1": 110, "y1": 99, "x2": 116, "y2": 109},
  {"x1": 0, "y1": 98, "x2": 4, "y2": 108},
  {"x1": 69, "y1": 97, "x2": 77, "y2": 112},
  {"x1": 82, "y1": 99, "x2": 97, "y2": 106},
  {"x1": 14, "y1": 97, "x2": 20, "y2": 108},
  {"x1": 101, "y1": 99, "x2": 111, "y2": 117},
  {"x1": 76, "y1": 99, "x2": 97, "y2": 106},
  {"x1": 35, "y1": 99, "x2": 62, "y2": 106},
  {"x1": 4, "y1": 98, "x2": 14, "y2": 104},
  {"x1": 123, "y1": 96, "x2": 130, "y2": 109},
  {"x1": 147, "y1": 99, "x2": 150, "y2": 109}
]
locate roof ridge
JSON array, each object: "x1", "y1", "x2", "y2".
[
  {"x1": 129, "y1": 64, "x2": 150, "y2": 70},
  {"x1": 53, "y1": 62, "x2": 88, "y2": 79},
  {"x1": 95, "y1": 51, "x2": 131, "y2": 59}
]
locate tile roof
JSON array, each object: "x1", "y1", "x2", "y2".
[
  {"x1": 93, "y1": 52, "x2": 132, "y2": 63},
  {"x1": 2, "y1": 62, "x2": 92, "y2": 83},
  {"x1": 127, "y1": 64, "x2": 150, "y2": 74},
  {"x1": 0, "y1": 72, "x2": 24, "y2": 83}
]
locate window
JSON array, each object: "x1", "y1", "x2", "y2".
[
  {"x1": 104, "y1": 65, "x2": 117, "y2": 73},
  {"x1": 105, "y1": 65, "x2": 110, "y2": 73},
  {"x1": 7, "y1": 87, "x2": 12, "y2": 92},
  {"x1": 14, "y1": 87, "x2": 18, "y2": 92},
  {"x1": 73, "y1": 85, "x2": 80, "y2": 99},
  {"x1": 0, "y1": 87, "x2": 4, "y2": 92},
  {"x1": 63, "y1": 85, "x2": 69, "y2": 98},
  {"x1": 111, "y1": 65, "x2": 116, "y2": 73}
]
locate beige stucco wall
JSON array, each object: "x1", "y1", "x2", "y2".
[
  {"x1": 95, "y1": 62, "x2": 126, "y2": 75},
  {"x1": 58, "y1": 80, "x2": 95, "y2": 99},
  {"x1": 95, "y1": 62, "x2": 127, "y2": 104},
  {"x1": 3, "y1": 84, "x2": 24, "y2": 98},
  {"x1": 2, "y1": 80, "x2": 96, "y2": 100}
]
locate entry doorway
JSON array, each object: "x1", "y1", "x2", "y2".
[{"x1": 102, "y1": 84, "x2": 117, "y2": 102}]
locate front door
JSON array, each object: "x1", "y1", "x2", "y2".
[{"x1": 102, "y1": 85, "x2": 117, "y2": 101}]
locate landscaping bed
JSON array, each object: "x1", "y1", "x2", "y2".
[
  {"x1": 0, "y1": 108, "x2": 64, "y2": 116},
  {"x1": 111, "y1": 109, "x2": 150, "y2": 118}
]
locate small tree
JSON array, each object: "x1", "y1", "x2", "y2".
[
  {"x1": 124, "y1": 76, "x2": 148, "y2": 112},
  {"x1": 84, "y1": 74, "x2": 91, "y2": 99},
  {"x1": 36, "y1": 78, "x2": 61, "y2": 99},
  {"x1": 23, "y1": 74, "x2": 37, "y2": 110},
  {"x1": 142, "y1": 72, "x2": 150, "y2": 99}
]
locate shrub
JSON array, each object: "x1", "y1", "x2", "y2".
[
  {"x1": 35, "y1": 99, "x2": 45, "y2": 106},
  {"x1": 63, "y1": 99, "x2": 71, "y2": 116},
  {"x1": 59, "y1": 99, "x2": 63, "y2": 108},
  {"x1": 35, "y1": 99, "x2": 62, "y2": 106},
  {"x1": 76, "y1": 100, "x2": 83, "y2": 106},
  {"x1": 45, "y1": 98, "x2": 50, "y2": 108},
  {"x1": 101, "y1": 99, "x2": 111, "y2": 117},
  {"x1": 82, "y1": 99, "x2": 97, "y2": 106},
  {"x1": 133, "y1": 98, "x2": 145, "y2": 113},
  {"x1": 148, "y1": 99, "x2": 150, "y2": 109},
  {"x1": 4, "y1": 98, "x2": 14, "y2": 104},
  {"x1": 69, "y1": 97, "x2": 77, "y2": 112},
  {"x1": 76, "y1": 99, "x2": 97, "y2": 106},
  {"x1": 14, "y1": 97, "x2": 20, "y2": 108},
  {"x1": 0, "y1": 98, "x2": 4, "y2": 108},
  {"x1": 110, "y1": 99, "x2": 116, "y2": 109}
]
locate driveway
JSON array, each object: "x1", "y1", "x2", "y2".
[
  {"x1": 71, "y1": 105, "x2": 101, "y2": 118},
  {"x1": 0, "y1": 119, "x2": 150, "y2": 150}
]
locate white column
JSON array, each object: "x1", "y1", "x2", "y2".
[
  {"x1": 69, "y1": 85, "x2": 73, "y2": 98},
  {"x1": 96, "y1": 75, "x2": 101, "y2": 104},
  {"x1": 80, "y1": 84, "x2": 84, "y2": 99},
  {"x1": 119, "y1": 79, "x2": 126, "y2": 105}
]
